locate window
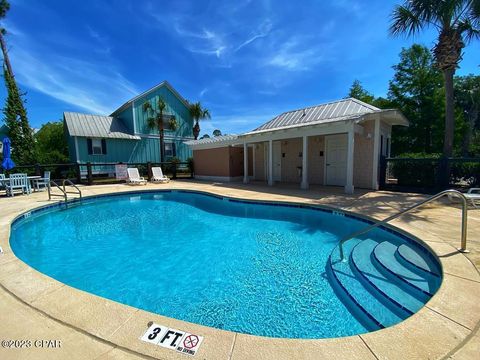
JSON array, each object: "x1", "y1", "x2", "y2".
[
  {"x1": 87, "y1": 138, "x2": 107, "y2": 155},
  {"x1": 164, "y1": 142, "x2": 176, "y2": 157}
]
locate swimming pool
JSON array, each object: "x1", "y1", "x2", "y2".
[{"x1": 10, "y1": 190, "x2": 442, "y2": 339}]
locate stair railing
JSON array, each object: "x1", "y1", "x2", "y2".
[{"x1": 338, "y1": 189, "x2": 469, "y2": 260}]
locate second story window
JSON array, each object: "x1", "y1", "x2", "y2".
[
  {"x1": 164, "y1": 142, "x2": 176, "y2": 157},
  {"x1": 87, "y1": 138, "x2": 107, "y2": 155}
]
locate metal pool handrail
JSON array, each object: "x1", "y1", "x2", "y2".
[
  {"x1": 62, "y1": 179, "x2": 82, "y2": 201},
  {"x1": 48, "y1": 180, "x2": 67, "y2": 202},
  {"x1": 338, "y1": 189, "x2": 469, "y2": 260}
]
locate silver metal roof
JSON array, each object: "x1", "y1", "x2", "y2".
[
  {"x1": 64, "y1": 112, "x2": 140, "y2": 140},
  {"x1": 184, "y1": 134, "x2": 238, "y2": 146},
  {"x1": 251, "y1": 98, "x2": 380, "y2": 133}
]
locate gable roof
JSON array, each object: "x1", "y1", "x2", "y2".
[
  {"x1": 251, "y1": 98, "x2": 381, "y2": 134},
  {"x1": 111, "y1": 80, "x2": 190, "y2": 116},
  {"x1": 64, "y1": 112, "x2": 140, "y2": 140}
]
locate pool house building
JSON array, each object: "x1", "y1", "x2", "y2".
[
  {"x1": 186, "y1": 98, "x2": 408, "y2": 193},
  {"x1": 64, "y1": 81, "x2": 194, "y2": 173}
]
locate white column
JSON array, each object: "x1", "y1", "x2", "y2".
[
  {"x1": 345, "y1": 128, "x2": 355, "y2": 194},
  {"x1": 301, "y1": 135, "x2": 309, "y2": 189},
  {"x1": 268, "y1": 140, "x2": 273, "y2": 186},
  {"x1": 252, "y1": 144, "x2": 256, "y2": 180},
  {"x1": 372, "y1": 117, "x2": 380, "y2": 190},
  {"x1": 243, "y1": 142, "x2": 249, "y2": 184}
]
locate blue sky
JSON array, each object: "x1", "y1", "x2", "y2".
[{"x1": 1, "y1": 0, "x2": 479, "y2": 137}]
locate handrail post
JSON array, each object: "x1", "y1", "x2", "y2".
[
  {"x1": 147, "y1": 162, "x2": 152, "y2": 181},
  {"x1": 87, "y1": 162, "x2": 93, "y2": 185},
  {"x1": 172, "y1": 162, "x2": 177, "y2": 180},
  {"x1": 460, "y1": 195, "x2": 468, "y2": 252},
  {"x1": 75, "y1": 163, "x2": 81, "y2": 184}
]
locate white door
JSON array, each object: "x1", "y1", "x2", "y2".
[
  {"x1": 273, "y1": 141, "x2": 282, "y2": 181},
  {"x1": 325, "y1": 134, "x2": 347, "y2": 186}
]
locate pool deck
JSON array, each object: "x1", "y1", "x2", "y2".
[{"x1": 0, "y1": 180, "x2": 479, "y2": 360}]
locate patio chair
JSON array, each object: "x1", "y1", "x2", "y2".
[
  {"x1": 127, "y1": 168, "x2": 147, "y2": 185},
  {"x1": 464, "y1": 188, "x2": 480, "y2": 209},
  {"x1": 5, "y1": 173, "x2": 28, "y2": 196},
  {"x1": 34, "y1": 171, "x2": 50, "y2": 191},
  {"x1": 0, "y1": 174, "x2": 5, "y2": 190},
  {"x1": 151, "y1": 167, "x2": 169, "y2": 183}
]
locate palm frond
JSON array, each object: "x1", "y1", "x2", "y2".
[
  {"x1": 157, "y1": 97, "x2": 166, "y2": 112},
  {"x1": 142, "y1": 101, "x2": 152, "y2": 113},
  {"x1": 390, "y1": 5, "x2": 425, "y2": 36},
  {"x1": 458, "y1": 16, "x2": 480, "y2": 41},
  {"x1": 201, "y1": 108, "x2": 211, "y2": 120},
  {"x1": 146, "y1": 117, "x2": 157, "y2": 130}
]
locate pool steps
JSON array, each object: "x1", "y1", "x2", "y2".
[{"x1": 328, "y1": 237, "x2": 441, "y2": 330}]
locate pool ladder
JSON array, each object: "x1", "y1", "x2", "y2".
[
  {"x1": 48, "y1": 179, "x2": 82, "y2": 206},
  {"x1": 338, "y1": 189, "x2": 469, "y2": 260}
]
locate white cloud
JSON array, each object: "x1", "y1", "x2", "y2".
[
  {"x1": 266, "y1": 39, "x2": 323, "y2": 71},
  {"x1": 8, "y1": 29, "x2": 138, "y2": 115},
  {"x1": 235, "y1": 19, "x2": 273, "y2": 52}
]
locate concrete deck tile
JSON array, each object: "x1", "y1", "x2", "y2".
[
  {"x1": 0, "y1": 289, "x2": 114, "y2": 360},
  {"x1": 448, "y1": 327, "x2": 480, "y2": 359},
  {"x1": 0, "y1": 259, "x2": 65, "y2": 303},
  {"x1": 423, "y1": 241, "x2": 480, "y2": 282},
  {"x1": 95, "y1": 347, "x2": 148, "y2": 360},
  {"x1": 231, "y1": 334, "x2": 376, "y2": 360},
  {"x1": 361, "y1": 307, "x2": 470, "y2": 360},
  {"x1": 426, "y1": 274, "x2": 480, "y2": 330},
  {"x1": 32, "y1": 285, "x2": 139, "y2": 339}
]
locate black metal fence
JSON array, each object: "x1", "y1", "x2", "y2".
[
  {"x1": 380, "y1": 157, "x2": 480, "y2": 193},
  {"x1": 2, "y1": 161, "x2": 194, "y2": 185}
]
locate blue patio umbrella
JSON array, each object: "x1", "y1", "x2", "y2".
[{"x1": 1, "y1": 137, "x2": 15, "y2": 170}]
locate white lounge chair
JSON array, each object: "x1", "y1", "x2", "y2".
[
  {"x1": 465, "y1": 188, "x2": 480, "y2": 208},
  {"x1": 127, "y1": 168, "x2": 147, "y2": 185},
  {"x1": 449, "y1": 188, "x2": 480, "y2": 209},
  {"x1": 151, "y1": 167, "x2": 169, "y2": 183}
]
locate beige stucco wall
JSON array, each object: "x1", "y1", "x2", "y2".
[
  {"x1": 353, "y1": 120, "x2": 375, "y2": 189},
  {"x1": 193, "y1": 148, "x2": 231, "y2": 177},
  {"x1": 194, "y1": 146, "x2": 252, "y2": 179}
]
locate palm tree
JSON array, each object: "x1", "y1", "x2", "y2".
[
  {"x1": 189, "y1": 102, "x2": 211, "y2": 140},
  {"x1": 143, "y1": 98, "x2": 177, "y2": 163},
  {"x1": 390, "y1": 0, "x2": 480, "y2": 158}
]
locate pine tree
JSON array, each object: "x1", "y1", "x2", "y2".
[
  {"x1": 1, "y1": 0, "x2": 35, "y2": 164},
  {"x1": 2, "y1": 65, "x2": 34, "y2": 164},
  {"x1": 347, "y1": 80, "x2": 375, "y2": 104}
]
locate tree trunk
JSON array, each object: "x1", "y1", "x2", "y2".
[
  {"x1": 443, "y1": 68, "x2": 455, "y2": 157},
  {"x1": 0, "y1": 31, "x2": 13, "y2": 77},
  {"x1": 160, "y1": 124, "x2": 165, "y2": 163},
  {"x1": 193, "y1": 121, "x2": 200, "y2": 140}
]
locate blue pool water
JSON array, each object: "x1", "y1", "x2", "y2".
[{"x1": 10, "y1": 191, "x2": 442, "y2": 339}]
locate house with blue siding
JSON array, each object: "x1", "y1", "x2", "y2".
[{"x1": 64, "y1": 81, "x2": 194, "y2": 169}]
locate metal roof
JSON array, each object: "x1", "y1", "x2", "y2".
[
  {"x1": 251, "y1": 98, "x2": 380, "y2": 134},
  {"x1": 64, "y1": 112, "x2": 140, "y2": 140},
  {"x1": 111, "y1": 80, "x2": 190, "y2": 116},
  {"x1": 184, "y1": 135, "x2": 239, "y2": 147}
]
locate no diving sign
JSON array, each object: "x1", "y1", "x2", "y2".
[{"x1": 140, "y1": 323, "x2": 204, "y2": 356}]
